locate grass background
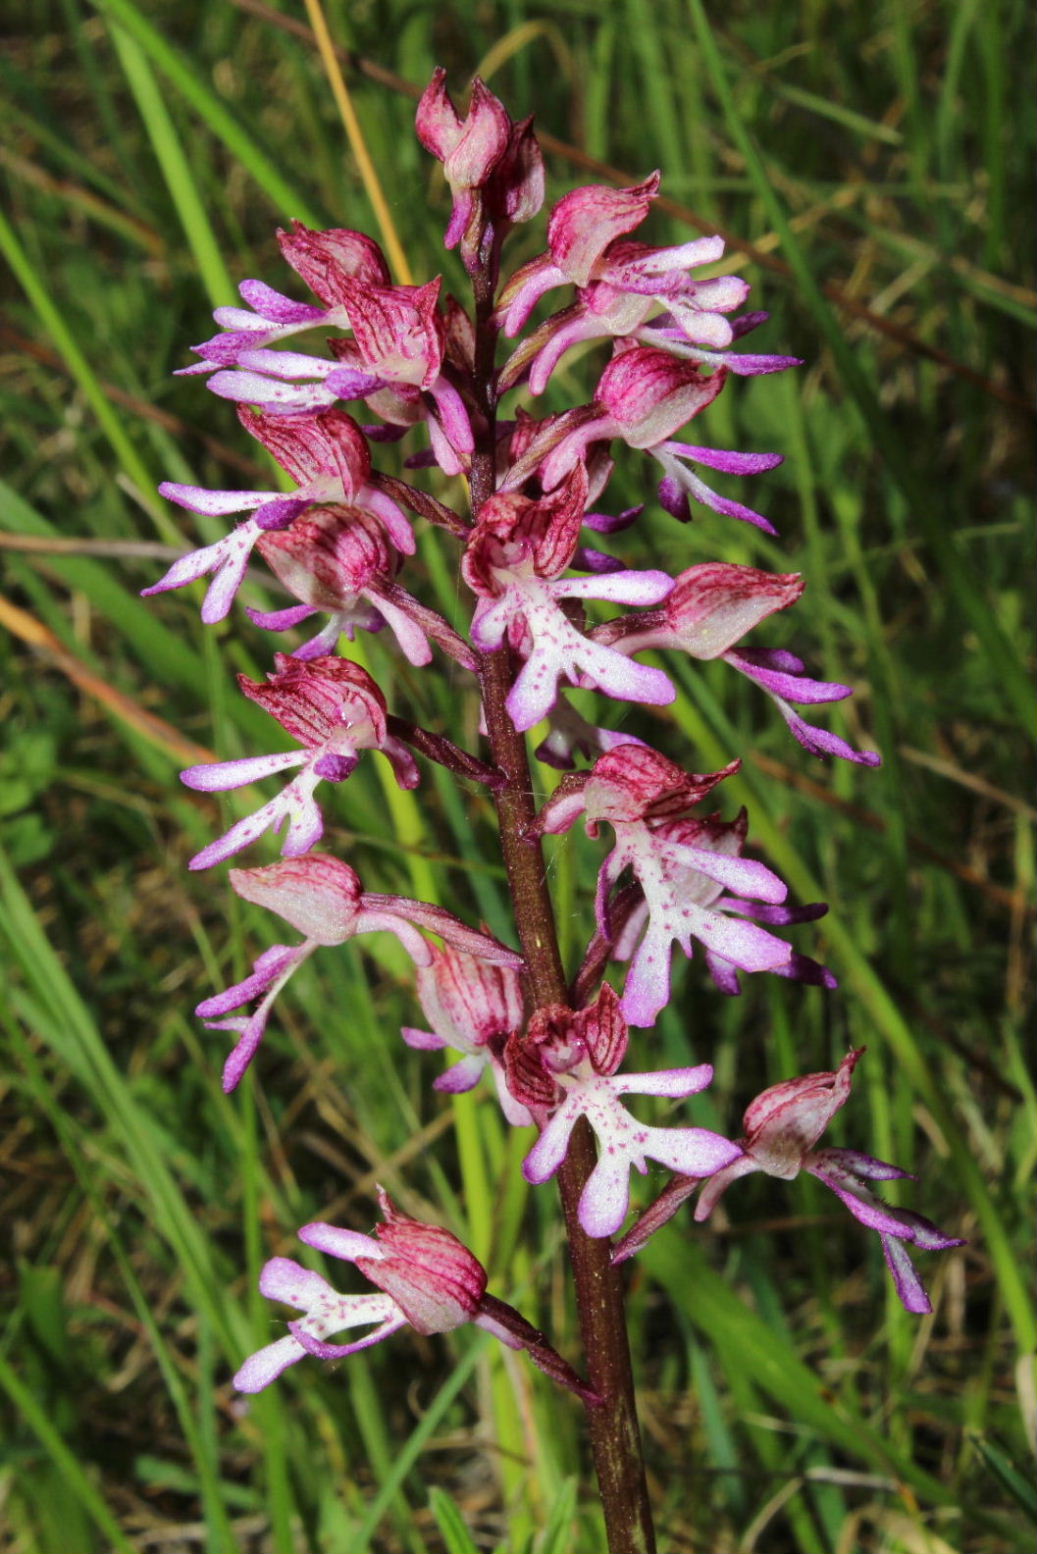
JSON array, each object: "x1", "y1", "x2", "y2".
[{"x1": 1, "y1": 1, "x2": 1033, "y2": 1550}]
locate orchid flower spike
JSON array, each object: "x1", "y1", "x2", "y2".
[{"x1": 142, "y1": 71, "x2": 908, "y2": 1447}]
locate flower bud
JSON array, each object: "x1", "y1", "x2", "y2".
[{"x1": 416, "y1": 70, "x2": 511, "y2": 190}]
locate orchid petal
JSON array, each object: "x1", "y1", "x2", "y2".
[
  {"x1": 289, "y1": 1312, "x2": 407, "y2": 1359},
  {"x1": 555, "y1": 570, "x2": 674, "y2": 606},
  {"x1": 612, "y1": 1064, "x2": 714, "y2": 1099},
  {"x1": 881, "y1": 1238, "x2": 932, "y2": 1315},
  {"x1": 643, "y1": 1124, "x2": 741, "y2": 1178},
  {"x1": 433, "y1": 1055, "x2": 486, "y2": 1093},
  {"x1": 180, "y1": 751, "x2": 304, "y2": 792},
  {"x1": 158, "y1": 482, "x2": 269, "y2": 516},
  {"x1": 233, "y1": 1334, "x2": 307, "y2": 1392},
  {"x1": 664, "y1": 844, "x2": 787, "y2": 904},
  {"x1": 298, "y1": 1223, "x2": 385, "y2": 1261},
  {"x1": 400, "y1": 1024, "x2": 448, "y2": 1051},
  {"x1": 522, "y1": 1099, "x2": 579, "y2": 1184},
  {"x1": 579, "y1": 1151, "x2": 632, "y2": 1238}
]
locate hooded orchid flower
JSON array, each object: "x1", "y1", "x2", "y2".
[
  {"x1": 143, "y1": 407, "x2": 413, "y2": 624},
  {"x1": 496, "y1": 175, "x2": 798, "y2": 395},
  {"x1": 248, "y1": 505, "x2": 476, "y2": 669},
  {"x1": 236, "y1": 1189, "x2": 598, "y2": 1402},
  {"x1": 508, "y1": 987, "x2": 740, "y2": 1237},
  {"x1": 502, "y1": 347, "x2": 785, "y2": 534},
  {"x1": 180, "y1": 655, "x2": 419, "y2": 868},
  {"x1": 184, "y1": 222, "x2": 389, "y2": 368},
  {"x1": 206, "y1": 277, "x2": 474, "y2": 476},
  {"x1": 613, "y1": 1051, "x2": 964, "y2": 1315},
  {"x1": 462, "y1": 463, "x2": 676, "y2": 731},
  {"x1": 196, "y1": 855, "x2": 522, "y2": 1092},
  {"x1": 400, "y1": 943, "x2": 531, "y2": 1124},
  {"x1": 595, "y1": 562, "x2": 882, "y2": 765},
  {"x1": 533, "y1": 745, "x2": 831, "y2": 1023}
]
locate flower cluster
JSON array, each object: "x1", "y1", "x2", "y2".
[{"x1": 149, "y1": 72, "x2": 958, "y2": 1400}]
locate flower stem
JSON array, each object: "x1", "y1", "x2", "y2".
[{"x1": 469, "y1": 265, "x2": 657, "y2": 1554}]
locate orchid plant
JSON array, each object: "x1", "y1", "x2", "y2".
[{"x1": 148, "y1": 70, "x2": 960, "y2": 1551}]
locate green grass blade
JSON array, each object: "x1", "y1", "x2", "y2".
[
  {"x1": 91, "y1": 0, "x2": 324, "y2": 227},
  {"x1": 0, "y1": 1348, "x2": 139, "y2": 1554},
  {"x1": 0, "y1": 845, "x2": 244, "y2": 1356},
  {"x1": 108, "y1": 22, "x2": 235, "y2": 306},
  {"x1": 670, "y1": 669, "x2": 1036, "y2": 1355},
  {"x1": 428, "y1": 1486, "x2": 481, "y2": 1553},
  {"x1": 0, "y1": 208, "x2": 172, "y2": 536},
  {"x1": 642, "y1": 1236, "x2": 954, "y2": 1508},
  {"x1": 967, "y1": 1430, "x2": 1037, "y2": 1521},
  {"x1": 685, "y1": 0, "x2": 1034, "y2": 732},
  {"x1": 351, "y1": 1339, "x2": 484, "y2": 1551},
  {"x1": 5, "y1": 1013, "x2": 240, "y2": 1554},
  {"x1": 537, "y1": 1475, "x2": 579, "y2": 1553}
]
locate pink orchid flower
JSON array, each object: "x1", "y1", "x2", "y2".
[
  {"x1": 143, "y1": 407, "x2": 413, "y2": 624},
  {"x1": 595, "y1": 562, "x2": 881, "y2": 765},
  {"x1": 236, "y1": 1190, "x2": 598, "y2": 1402},
  {"x1": 614, "y1": 1051, "x2": 964, "y2": 1315},
  {"x1": 509, "y1": 987, "x2": 740, "y2": 1237},
  {"x1": 534, "y1": 745, "x2": 831, "y2": 1024},
  {"x1": 496, "y1": 174, "x2": 797, "y2": 393},
  {"x1": 462, "y1": 463, "x2": 675, "y2": 731},
  {"x1": 400, "y1": 943, "x2": 530, "y2": 1124},
  {"x1": 180, "y1": 655, "x2": 419, "y2": 869},
  {"x1": 248, "y1": 505, "x2": 475, "y2": 670},
  {"x1": 196, "y1": 856, "x2": 522, "y2": 1092}
]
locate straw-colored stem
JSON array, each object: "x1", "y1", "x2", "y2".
[{"x1": 302, "y1": 0, "x2": 413, "y2": 283}]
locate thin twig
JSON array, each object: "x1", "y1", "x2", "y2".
[{"x1": 301, "y1": 0, "x2": 413, "y2": 284}]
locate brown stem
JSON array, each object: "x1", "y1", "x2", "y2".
[{"x1": 468, "y1": 265, "x2": 657, "y2": 1554}]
